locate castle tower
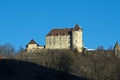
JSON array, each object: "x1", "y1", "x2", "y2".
[
  {"x1": 72, "y1": 24, "x2": 83, "y2": 52},
  {"x1": 26, "y1": 39, "x2": 45, "y2": 53},
  {"x1": 26, "y1": 39, "x2": 39, "y2": 52},
  {"x1": 114, "y1": 41, "x2": 120, "y2": 56}
]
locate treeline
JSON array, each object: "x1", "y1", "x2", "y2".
[
  {"x1": 0, "y1": 43, "x2": 120, "y2": 80},
  {"x1": 13, "y1": 49, "x2": 120, "y2": 80}
]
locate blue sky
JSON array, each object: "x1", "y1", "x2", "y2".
[{"x1": 0, "y1": 0, "x2": 120, "y2": 50}]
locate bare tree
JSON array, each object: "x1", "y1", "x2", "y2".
[{"x1": 0, "y1": 43, "x2": 15, "y2": 59}]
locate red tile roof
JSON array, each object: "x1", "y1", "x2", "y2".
[
  {"x1": 46, "y1": 24, "x2": 82, "y2": 36},
  {"x1": 46, "y1": 28, "x2": 72, "y2": 36}
]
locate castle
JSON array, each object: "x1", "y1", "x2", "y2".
[{"x1": 26, "y1": 24, "x2": 83, "y2": 52}]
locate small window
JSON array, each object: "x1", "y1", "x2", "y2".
[
  {"x1": 30, "y1": 50, "x2": 32, "y2": 53},
  {"x1": 50, "y1": 42, "x2": 51, "y2": 45},
  {"x1": 59, "y1": 37, "x2": 61, "y2": 40},
  {"x1": 60, "y1": 46, "x2": 62, "y2": 49},
  {"x1": 76, "y1": 40, "x2": 77, "y2": 43},
  {"x1": 54, "y1": 37, "x2": 55, "y2": 41},
  {"x1": 53, "y1": 42, "x2": 55, "y2": 45}
]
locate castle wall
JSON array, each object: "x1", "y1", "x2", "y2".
[
  {"x1": 26, "y1": 44, "x2": 38, "y2": 52},
  {"x1": 26, "y1": 44, "x2": 44, "y2": 52},
  {"x1": 46, "y1": 35, "x2": 71, "y2": 49},
  {"x1": 27, "y1": 44, "x2": 38, "y2": 49}
]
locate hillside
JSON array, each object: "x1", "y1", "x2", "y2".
[{"x1": 0, "y1": 59, "x2": 88, "y2": 80}]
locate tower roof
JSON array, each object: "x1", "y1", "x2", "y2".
[
  {"x1": 114, "y1": 41, "x2": 119, "y2": 49},
  {"x1": 26, "y1": 39, "x2": 39, "y2": 47},
  {"x1": 73, "y1": 24, "x2": 82, "y2": 31}
]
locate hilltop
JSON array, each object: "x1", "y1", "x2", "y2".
[{"x1": 0, "y1": 59, "x2": 88, "y2": 80}]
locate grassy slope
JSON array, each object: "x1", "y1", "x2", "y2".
[{"x1": 0, "y1": 59, "x2": 88, "y2": 80}]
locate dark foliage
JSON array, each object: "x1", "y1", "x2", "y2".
[
  {"x1": 12, "y1": 49, "x2": 120, "y2": 80},
  {"x1": 0, "y1": 59, "x2": 88, "y2": 80}
]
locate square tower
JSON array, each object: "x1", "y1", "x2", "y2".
[{"x1": 72, "y1": 24, "x2": 83, "y2": 52}]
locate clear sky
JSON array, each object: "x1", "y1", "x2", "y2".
[{"x1": 0, "y1": 0, "x2": 120, "y2": 50}]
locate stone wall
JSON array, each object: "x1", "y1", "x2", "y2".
[{"x1": 46, "y1": 35, "x2": 70, "y2": 49}]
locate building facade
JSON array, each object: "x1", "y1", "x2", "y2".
[{"x1": 46, "y1": 24, "x2": 83, "y2": 52}]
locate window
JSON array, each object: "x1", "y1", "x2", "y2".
[
  {"x1": 54, "y1": 37, "x2": 55, "y2": 41},
  {"x1": 59, "y1": 37, "x2": 61, "y2": 40},
  {"x1": 53, "y1": 42, "x2": 55, "y2": 45},
  {"x1": 76, "y1": 40, "x2": 77, "y2": 43},
  {"x1": 50, "y1": 42, "x2": 51, "y2": 45},
  {"x1": 60, "y1": 46, "x2": 62, "y2": 49},
  {"x1": 49, "y1": 38, "x2": 51, "y2": 41},
  {"x1": 30, "y1": 50, "x2": 32, "y2": 53}
]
